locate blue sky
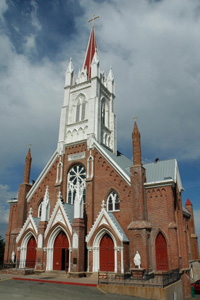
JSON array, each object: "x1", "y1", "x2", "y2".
[{"x1": 1, "y1": 0, "x2": 200, "y2": 248}]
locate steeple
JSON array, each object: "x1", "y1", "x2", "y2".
[
  {"x1": 83, "y1": 26, "x2": 97, "y2": 79},
  {"x1": 132, "y1": 118, "x2": 142, "y2": 166},
  {"x1": 23, "y1": 145, "x2": 32, "y2": 184},
  {"x1": 57, "y1": 21, "x2": 117, "y2": 155}
]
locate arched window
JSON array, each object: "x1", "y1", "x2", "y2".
[
  {"x1": 67, "y1": 164, "x2": 86, "y2": 204},
  {"x1": 102, "y1": 101, "x2": 105, "y2": 125},
  {"x1": 75, "y1": 94, "x2": 86, "y2": 122},
  {"x1": 38, "y1": 201, "x2": 42, "y2": 218},
  {"x1": 107, "y1": 191, "x2": 120, "y2": 212},
  {"x1": 101, "y1": 99, "x2": 109, "y2": 128}
]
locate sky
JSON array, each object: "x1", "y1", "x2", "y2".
[{"x1": 0, "y1": 0, "x2": 200, "y2": 249}]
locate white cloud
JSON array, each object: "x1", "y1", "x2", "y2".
[
  {"x1": 0, "y1": 184, "x2": 16, "y2": 225},
  {"x1": 24, "y1": 34, "x2": 36, "y2": 54},
  {"x1": 78, "y1": 0, "x2": 200, "y2": 161},
  {"x1": 0, "y1": 0, "x2": 8, "y2": 21}
]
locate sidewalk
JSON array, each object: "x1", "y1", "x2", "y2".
[{"x1": 0, "y1": 271, "x2": 98, "y2": 287}]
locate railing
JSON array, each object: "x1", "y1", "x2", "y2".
[
  {"x1": 15, "y1": 260, "x2": 36, "y2": 269},
  {"x1": 1, "y1": 260, "x2": 36, "y2": 270},
  {"x1": 98, "y1": 269, "x2": 180, "y2": 288},
  {"x1": 0, "y1": 262, "x2": 16, "y2": 270}
]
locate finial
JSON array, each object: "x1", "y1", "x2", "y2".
[
  {"x1": 29, "y1": 207, "x2": 33, "y2": 215},
  {"x1": 29, "y1": 144, "x2": 31, "y2": 149},
  {"x1": 88, "y1": 14, "x2": 100, "y2": 28},
  {"x1": 133, "y1": 117, "x2": 137, "y2": 122},
  {"x1": 57, "y1": 191, "x2": 62, "y2": 201},
  {"x1": 101, "y1": 200, "x2": 106, "y2": 209}
]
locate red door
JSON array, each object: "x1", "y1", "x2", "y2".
[
  {"x1": 53, "y1": 231, "x2": 69, "y2": 271},
  {"x1": 100, "y1": 234, "x2": 114, "y2": 272},
  {"x1": 156, "y1": 233, "x2": 169, "y2": 271},
  {"x1": 26, "y1": 236, "x2": 37, "y2": 268}
]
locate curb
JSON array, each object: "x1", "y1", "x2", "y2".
[{"x1": 12, "y1": 277, "x2": 97, "y2": 287}]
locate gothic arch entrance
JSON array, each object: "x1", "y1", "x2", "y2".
[
  {"x1": 26, "y1": 236, "x2": 37, "y2": 268},
  {"x1": 53, "y1": 230, "x2": 69, "y2": 271},
  {"x1": 156, "y1": 232, "x2": 169, "y2": 271},
  {"x1": 100, "y1": 233, "x2": 114, "y2": 272}
]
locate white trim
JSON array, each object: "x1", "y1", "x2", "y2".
[
  {"x1": 27, "y1": 150, "x2": 58, "y2": 202},
  {"x1": 19, "y1": 231, "x2": 37, "y2": 268},
  {"x1": 144, "y1": 179, "x2": 175, "y2": 188},
  {"x1": 16, "y1": 215, "x2": 38, "y2": 244},
  {"x1": 46, "y1": 225, "x2": 71, "y2": 271},
  {"x1": 94, "y1": 141, "x2": 130, "y2": 186},
  {"x1": 44, "y1": 197, "x2": 72, "y2": 239},
  {"x1": 92, "y1": 228, "x2": 117, "y2": 273},
  {"x1": 86, "y1": 207, "x2": 123, "y2": 244}
]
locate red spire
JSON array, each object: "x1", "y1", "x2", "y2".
[
  {"x1": 23, "y1": 145, "x2": 32, "y2": 184},
  {"x1": 84, "y1": 27, "x2": 97, "y2": 79},
  {"x1": 185, "y1": 198, "x2": 192, "y2": 206},
  {"x1": 132, "y1": 118, "x2": 142, "y2": 166}
]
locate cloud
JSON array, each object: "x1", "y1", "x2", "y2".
[
  {"x1": 77, "y1": 0, "x2": 200, "y2": 161},
  {"x1": 0, "y1": 184, "x2": 16, "y2": 232},
  {"x1": 0, "y1": 0, "x2": 8, "y2": 21}
]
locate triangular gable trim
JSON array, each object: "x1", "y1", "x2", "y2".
[
  {"x1": 16, "y1": 215, "x2": 38, "y2": 244},
  {"x1": 45, "y1": 198, "x2": 72, "y2": 239},
  {"x1": 27, "y1": 150, "x2": 58, "y2": 202},
  {"x1": 94, "y1": 142, "x2": 131, "y2": 186},
  {"x1": 86, "y1": 205, "x2": 125, "y2": 243}
]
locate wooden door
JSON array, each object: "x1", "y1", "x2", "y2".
[
  {"x1": 156, "y1": 233, "x2": 169, "y2": 271},
  {"x1": 100, "y1": 234, "x2": 114, "y2": 272},
  {"x1": 26, "y1": 236, "x2": 37, "y2": 268},
  {"x1": 53, "y1": 231, "x2": 69, "y2": 271}
]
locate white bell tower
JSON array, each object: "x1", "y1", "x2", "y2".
[{"x1": 57, "y1": 26, "x2": 117, "y2": 155}]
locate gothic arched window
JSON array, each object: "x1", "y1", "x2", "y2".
[
  {"x1": 107, "y1": 191, "x2": 120, "y2": 212},
  {"x1": 67, "y1": 164, "x2": 86, "y2": 205},
  {"x1": 75, "y1": 94, "x2": 86, "y2": 122},
  {"x1": 38, "y1": 201, "x2": 42, "y2": 218},
  {"x1": 101, "y1": 99, "x2": 109, "y2": 128}
]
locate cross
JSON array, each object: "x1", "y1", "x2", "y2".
[{"x1": 88, "y1": 14, "x2": 99, "y2": 27}]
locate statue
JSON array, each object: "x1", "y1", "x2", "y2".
[
  {"x1": 134, "y1": 251, "x2": 141, "y2": 269},
  {"x1": 11, "y1": 251, "x2": 16, "y2": 263}
]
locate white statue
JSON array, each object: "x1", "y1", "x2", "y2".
[
  {"x1": 134, "y1": 251, "x2": 141, "y2": 269},
  {"x1": 11, "y1": 251, "x2": 16, "y2": 263}
]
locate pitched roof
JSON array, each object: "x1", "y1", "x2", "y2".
[
  {"x1": 108, "y1": 212, "x2": 129, "y2": 242},
  {"x1": 62, "y1": 203, "x2": 74, "y2": 225},
  {"x1": 185, "y1": 198, "x2": 192, "y2": 206},
  {"x1": 100, "y1": 144, "x2": 183, "y2": 191},
  {"x1": 83, "y1": 27, "x2": 97, "y2": 79}
]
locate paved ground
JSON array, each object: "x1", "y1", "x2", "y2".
[
  {"x1": 0, "y1": 277, "x2": 153, "y2": 300},
  {"x1": 0, "y1": 272, "x2": 199, "y2": 299}
]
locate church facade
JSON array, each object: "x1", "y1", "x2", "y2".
[{"x1": 4, "y1": 27, "x2": 199, "y2": 298}]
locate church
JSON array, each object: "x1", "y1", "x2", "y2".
[{"x1": 4, "y1": 24, "x2": 199, "y2": 298}]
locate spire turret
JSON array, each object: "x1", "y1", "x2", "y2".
[
  {"x1": 23, "y1": 145, "x2": 32, "y2": 184},
  {"x1": 65, "y1": 58, "x2": 74, "y2": 86},
  {"x1": 83, "y1": 27, "x2": 97, "y2": 79},
  {"x1": 132, "y1": 118, "x2": 142, "y2": 166}
]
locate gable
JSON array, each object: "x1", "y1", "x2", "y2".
[
  {"x1": 86, "y1": 201, "x2": 128, "y2": 244},
  {"x1": 16, "y1": 215, "x2": 39, "y2": 244},
  {"x1": 44, "y1": 197, "x2": 73, "y2": 239}
]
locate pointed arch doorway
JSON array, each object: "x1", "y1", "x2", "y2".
[
  {"x1": 100, "y1": 233, "x2": 114, "y2": 272},
  {"x1": 53, "y1": 230, "x2": 69, "y2": 271},
  {"x1": 156, "y1": 232, "x2": 169, "y2": 271},
  {"x1": 26, "y1": 236, "x2": 37, "y2": 268}
]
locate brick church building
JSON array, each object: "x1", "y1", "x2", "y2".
[{"x1": 4, "y1": 26, "x2": 199, "y2": 298}]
